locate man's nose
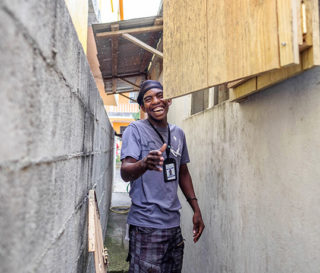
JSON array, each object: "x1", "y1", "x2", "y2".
[{"x1": 151, "y1": 96, "x2": 161, "y2": 104}]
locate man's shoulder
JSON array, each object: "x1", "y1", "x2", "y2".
[
  {"x1": 123, "y1": 120, "x2": 149, "y2": 137},
  {"x1": 170, "y1": 123, "x2": 185, "y2": 135},
  {"x1": 127, "y1": 119, "x2": 148, "y2": 130}
]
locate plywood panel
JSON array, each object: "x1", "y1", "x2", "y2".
[
  {"x1": 277, "y1": 0, "x2": 300, "y2": 66},
  {"x1": 207, "y1": 0, "x2": 280, "y2": 87},
  {"x1": 302, "y1": 0, "x2": 320, "y2": 69},
  {"x1": 163, "y1": 0, "x2": 207, "y2": 98}
]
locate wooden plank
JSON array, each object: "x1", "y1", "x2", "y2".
[
  {"x1": 139, "y1": 19, "x2": 163, "y2": 73},
  {"x1": 119, "y1": 93, "x2": 137, "y2": 103},
  {"x1": 154, "y1": 17, "x2": 163, "y2": 26},
  {"x1": 297, "y1": 0, "x2": 303, "y2": 45},
  {"x1": 96, "y1": 25, "x2": 163, "y2": 38},
  {"x1": 104, "y1": 72, "x2": 147, "y2": 80},
  {"x1": 231, "y1": 63, "x2": 302, "y2": 101},
  {"x1": 88, "y1": 190, "x2": 108, "y2": 273},
  {"x1": 163, "y1": 0, "x2": 207, "y2": 98},
  {"x1": 229, "y1": 77, "x2": 257, "y2": 102},
  {"x1": 277, "y1": 0, "x2": 300, "y2": 66},
  {"x1": 257, "y1": 63, "x2": 302, "y2": 90},
  {"x1": 301, "y1": 0, "x2": 320, "y2": 69},
  {"x1": 111, "y1": 24, "x2": 119, "y2": 93},
  {"x1": 119, "y1": 77, "x2": 140, "y2": 88},
  {"x1": 207, "y1": 0, "x2": 280, "y2": 87},
  {"x1": 227, "y1": 77, "x2": 255, "y2": 89},
  {"x1": 121, "y1": 33, "x2": 163, "y2": 58},
  {"x1": 88, "y1": 190, "x2": 95, "y2": 252}
]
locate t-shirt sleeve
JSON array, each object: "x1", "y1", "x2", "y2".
[
  {"x1": 120, "y1": 124, "x2": 141, "y2": 161},
  {"x1": 180, "y1": 132, "x2": 190, "y2": 165}
]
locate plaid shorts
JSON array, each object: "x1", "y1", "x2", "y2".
[{"x1": 127, "y1": 225, "x2": 185, "y2": 273}]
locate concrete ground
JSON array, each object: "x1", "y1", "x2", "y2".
[{"x1": 106, "y1": 164, "x2": 131, "y2": 273}]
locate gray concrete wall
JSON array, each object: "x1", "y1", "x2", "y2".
[
  {"x1": 0, "y1": 1, "x2": 114, "y2": 273},
  {"x1": 168, "y1": 67, "x2": 320, "y2": 273}
]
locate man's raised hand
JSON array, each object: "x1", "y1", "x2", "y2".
[{"x1": 142, "y1": 144, "x2": 167, "y2": 171}]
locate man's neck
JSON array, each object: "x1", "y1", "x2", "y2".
[{"x1": 147, "y1": 116, "x2": 168, "y2": 128}]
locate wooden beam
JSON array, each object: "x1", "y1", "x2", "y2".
[
  {"x1": 119, "y1": 77, "x2": 140, "y2": 88},
  {"x1": 96, "y1": 25, "x2": 163, "y2": 38},
  {"x1": 140, "y1": 18, "x2": 163, "y2": 73},
  {"x1": 135, "y1": 76, "x2": 142, "y2": 91},
  {"x1": 154, "y1": 17, "x2": 163, "y2": 26},
  {"x1": 111, "y1": 24, "x2": 119, "y2": 93},
  {"x1": 106, "y1": 89, "x2": 138, "y2": 95},
  {"x1": 103, "y1": 72, "x2": 147, "y2": 80},
  {"x1": 121, "y1": 33, "x2": 163, "y2": 59},
  {"x1": 119, "y1": 93, "x2": 137, "y2": 103}
]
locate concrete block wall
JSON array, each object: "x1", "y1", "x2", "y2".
[
  {"x1": 168, "y1": 67, "x2": 320, "y2": 273},
  {"x1": 0, "y1": 1, "x2": 114, "y2": 273}
]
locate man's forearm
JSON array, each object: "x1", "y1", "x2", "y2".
[
  {"x1": 121, "y1": 159, "x2": 147, "y2": 182},
  {"x1": 179, "y1": 164, "x2": 201, "y2": 213}
]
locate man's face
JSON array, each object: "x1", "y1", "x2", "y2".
[{"x1": 141, "y1": 88, "x2": 171, "y2": 122}]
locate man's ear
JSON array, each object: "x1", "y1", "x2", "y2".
[
  {"x1": 140, "y1": 104, "x2": 146, "y2": 112},
  {"x1": 167, "y1": 99, "x2": 172, "y2": 106}
]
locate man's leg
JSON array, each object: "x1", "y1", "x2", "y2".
[
  {"x1": 127, "y1": 226, "x2": 184, "y2": 273},
  {"x1": 127, "y1": 226, "x2": 163, "y2": 273},
  {"x1": 161, "y1": 227, "x2": 184, "y2": 273}
]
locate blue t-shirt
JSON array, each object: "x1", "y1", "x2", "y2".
[{"x1": 121, "y1": 119, "x2": 190, "y2": 229}]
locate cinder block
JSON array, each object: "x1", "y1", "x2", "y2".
[
  {"x1": 0, "y1": 10, "x2": 35, "y2": 165},
  {"x1": 83, "y1": 111, "x2": 94, "y2": 153},
  {"x1": 74, "y1": 156, "x2": 92, "y2": 207},
  {"x1": 52, "y1": 159, "x2": 79, "y2": 234},
  {"x1": 54, "y1": 0, "x2": 81, "y2": 92},
  {"x1": 77, "y1": 49, "x2": 91, "y2": 107},
  {"x1": 35, "y1": 202, "x2": 89, "y2": 273},
  {"x1": 27, "y1": 56, "x2": 76, "y2": 160},
  {"x1": 88, "y1": 76, "x2": 99, "y2": 117},
  {"x1": 1, "y1": 0, "x2": 56, "y2": 60},
  {"x1": 0, "y1": 164, "x2": 55, "y2": 272},
  {"x1": 69, "y1": 98, "x2": 86, "y2": 153}
]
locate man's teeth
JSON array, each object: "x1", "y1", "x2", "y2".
[{"x1": 153, "y1": 107, "x2": 164, "y2": 112}]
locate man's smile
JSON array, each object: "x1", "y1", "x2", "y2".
[{"x1": 152, "y1": 106, "x2": 165, "y2": 113}]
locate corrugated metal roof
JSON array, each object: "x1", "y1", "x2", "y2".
[{"x1": 92, "y1": 16, "x2": 163, "y2": 94}]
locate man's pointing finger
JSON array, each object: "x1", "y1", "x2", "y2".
[{"x1": 159, "y1": 143, "x2": 167, "y2": 153}]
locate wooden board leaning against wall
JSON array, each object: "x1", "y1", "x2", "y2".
[{"x1": 162, "y1": 0, "x2": 320, "y2": 101}]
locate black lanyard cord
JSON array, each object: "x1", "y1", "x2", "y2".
[{"x1": 147, "y1": 120, "x2": 171, "y2": 158}]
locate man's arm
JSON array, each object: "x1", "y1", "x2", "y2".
[
  {"x1": 179, "y1": 164, "x2": 205, "y2": 243},
  {"x1": 121, "y1": 144, "x2": 167, "y2": 182}
]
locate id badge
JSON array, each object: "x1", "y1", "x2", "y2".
[{"x1": 163, "y1": 158, "x2": 177, "y2": 182}]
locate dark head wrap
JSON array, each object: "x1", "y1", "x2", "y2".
[{"x1": 137, "y1": 80, "x2": 163, "y2": 106}]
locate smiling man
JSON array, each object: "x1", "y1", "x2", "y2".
[{"x1": 120, "y1": 80, "x2": 205, "y2": 273}]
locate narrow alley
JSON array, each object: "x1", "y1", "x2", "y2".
[{"x1": 1, "y1": 1, "x2": 320, "y2": 273}]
